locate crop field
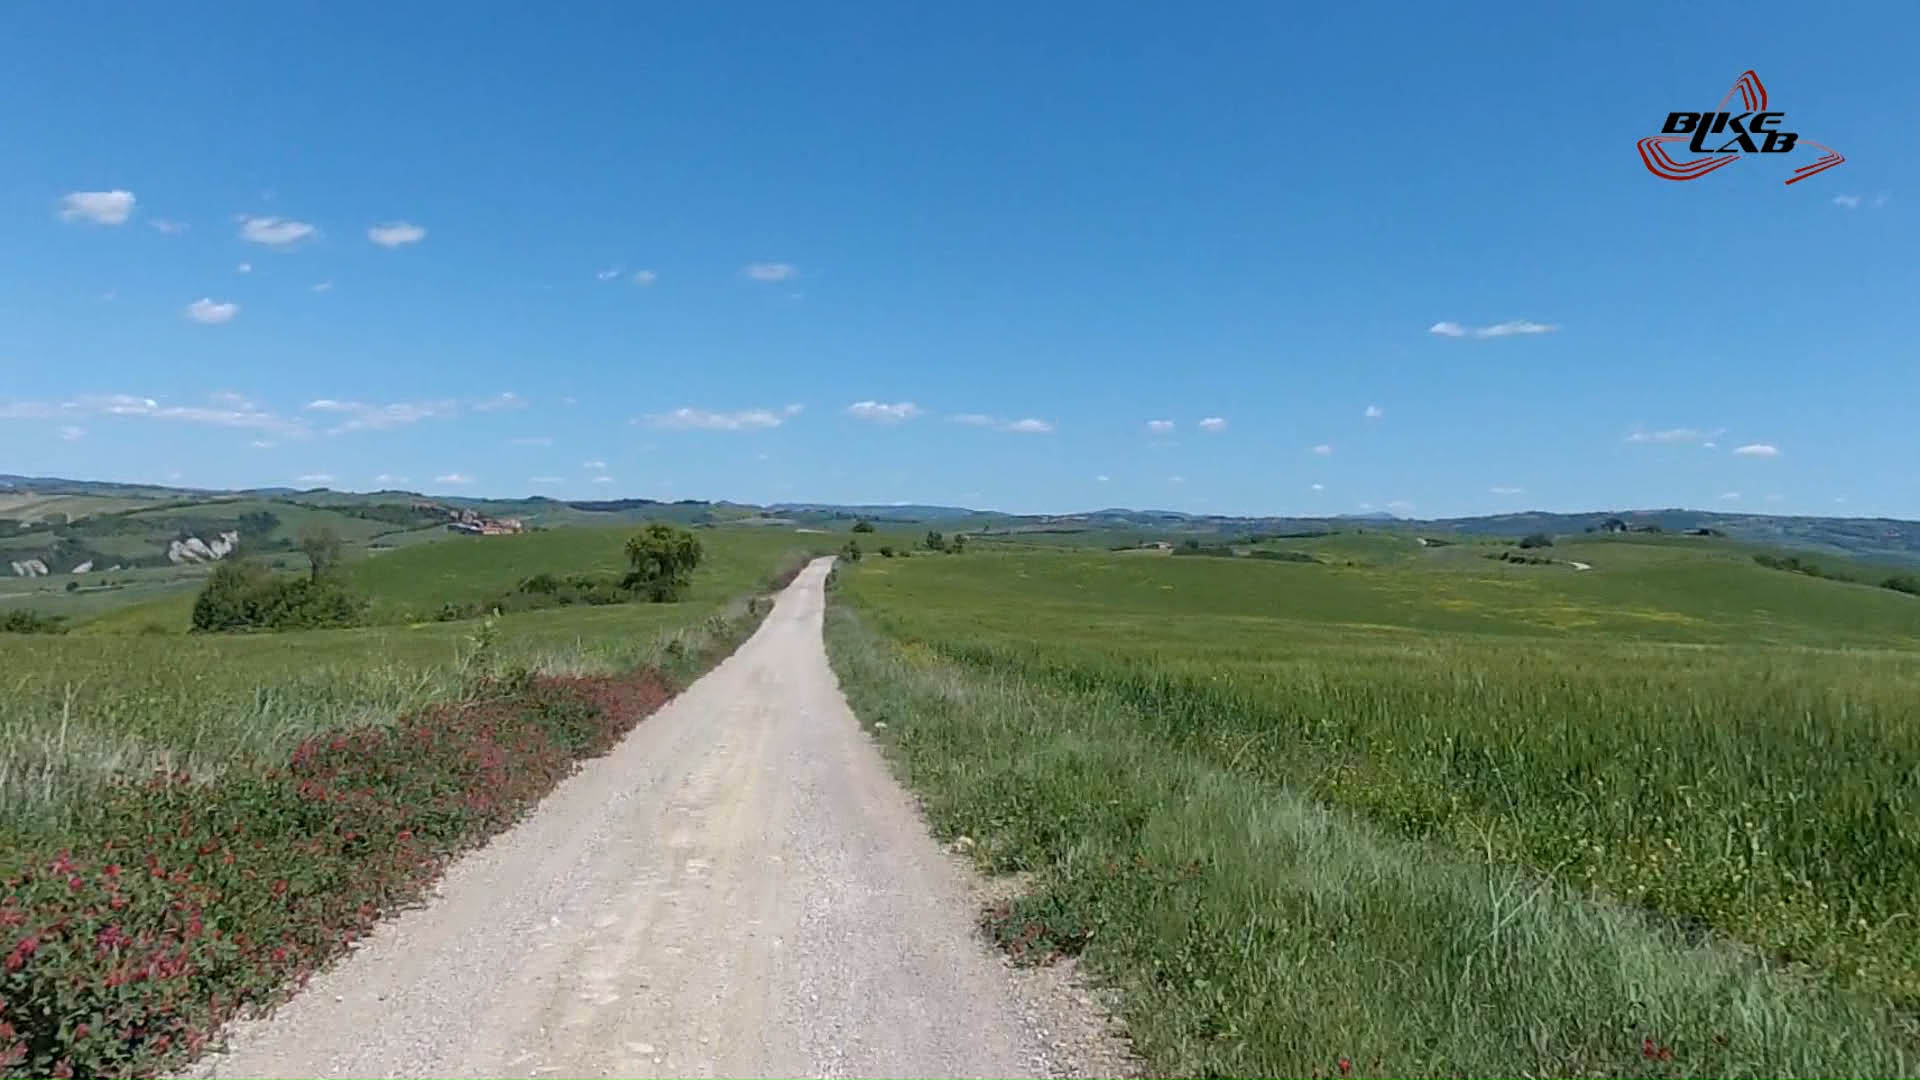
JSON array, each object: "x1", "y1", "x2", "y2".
[
  {"x1": 828, "y1": 538, "x2": 1920, "y2": 1076},
  {"x1": 0, "y1": 527, "x2": 826, "y2": 839}
]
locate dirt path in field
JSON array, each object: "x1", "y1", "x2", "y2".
[{"x1": 198, "y1": 558, "x2": 1129, "y2": 1079}]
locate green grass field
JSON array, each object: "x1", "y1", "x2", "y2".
[
  {"x1": 828, "y1": 538, "x2": 1920, "y2": 1076},
  {"x1": 0, "y1": 527, "x2": 828, "y2": 838}
]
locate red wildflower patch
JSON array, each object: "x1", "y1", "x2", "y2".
[{"x1": 0, "y1": 667, "x2": 681, "y2": 1079}]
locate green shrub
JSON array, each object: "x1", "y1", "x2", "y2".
[
  {"x1": 851, "y1": 519, "x2": 875, "y2": 533},
  {"x1": 841, "y1": 539, "x2": 863, "y2": 562},
  {"x1": 0, "y1": 610, "x2": 65, "y2": 635},
  {"x1": 622, "y1": 525, "x2": 703, "y2": 602},
  {"x1": 190, "y1": 560, "x2": 367, "y2": 632},
  {"x1": 1517, "y1": 532, "x2": 1554, "y2": 549}
]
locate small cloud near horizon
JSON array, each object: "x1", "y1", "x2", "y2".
[
  {"x1": 846, "y1": 401, "x2": 922, "y2": 424},
  {"x1": 1197, "y1": 417, "x2": 1228, "y2": 432},
  {"x1": 1429, "y1": 320, "x2": 1557, "y2": 339},
  {"x1": 1311, "y1": 443, "x2": 1334, "y2": 456},
  {"x1": 743, "y1": 262, "x2": 797, "y2": 282},
  {"x1": 1733, "y1": 443, "x2": 1780, "y2": 457},
  {"x1": 368, "y1": 221, "x2": 426, "y2": 248},
  {"x1": 1364, "y1": 404, "x2": 1384, "y2": 419},
  {"x1": 185, "y1": 298, "x2": 239, "y2": 325}
]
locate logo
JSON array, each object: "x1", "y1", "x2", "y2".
[{"x1": 1637, "y1": 70, "x2": 1843, "y2": 184}]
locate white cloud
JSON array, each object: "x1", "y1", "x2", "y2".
[
  {"x1": 1145, "y1": 419, "x2": 1175, "y2": 434},
  {"x1": 591, "y1": 475, "x2": 614, "y2": 485},
  {"x1": 372, "y1": 474, "x2": 409, "y2": 486},
  {"x1": 434, "y1": 473, "x2": 474, "y2": 486},
  {"x1": 1364, "y1": 404, "x2": 1384, "y2": 419},
  {"x1": 1625, "y1": 426, "x2": 1722, "y2": 445},
  {"x1": 582, "y1": 459, "x2": 607, "y2": 471},
  {"x1": 951, "y1": 412, "x2": 1051, "y2": 433},
  {"x1": 58, "y1": 426, "x2": 85, "y2": 441},
  {"x1": 646, "y1": 406, "x2": 790, "y2": 431},
  {"x1": 1004, "y1": 418, "x2": 1054, "y2": 434},
  {"x1": 631, "y1": 270, "x2": 657, "y2": 286},
  {"x1": 783, "y1": 403, "x2": 804, "y2": 416},
  {"x1": 509, "y1": 435, "x2": 553, "y2": 447},
  {"x1": 250, "y1": 440, "x2": 274, "y2": 449},
  {"x1": 1718, "y1": 491, "x2": 1741, "y2": 501},
  {"x1": 56, "y1": 393, "x2": 306, "y2": 435},
  {"x1": 474, "y1": 391, "x2": 526, "y2": 412},
  {"x1": 743, "y1": 262, "x2": 797, "y2": 282},
  {"x1": 1733, "y1": 443, "x2": 1780, "y2": 457},
  {"x1": 1702, "y1": 441, "x2": 1718, "y2": 450},
  {"x1": 59, "y1": 190, "x2": 136, "y2": 225},
  {"x1": 1311, "y1": 443, "x2": 1334, "y2": 455},
  {"x1": 596, "y1": 267, "x2": 623, "y2": 281},
  {"x1": 846, "y1": 400, "x2": 922, "y2": 424},
  {"x1": 185, "y1": 298, "x2": 239, "y2": 324},
  {"x1": 1310, "y1": 483, "x2": 1324, "y2": 491},
  {"x1": 1169, "y1": 475, "x2": 1186, "y2": 485},
  {"x1": 304, "y1": 398, "x2": 457, "y2": 434},
  {"x1": 1430, "y1": 319, "x2": 1557, "y2": 339},
  {"x1": 149, "y1": 219, "x2": 188, "y2": 235},
  {"x1": 1833, "y1": 194, "x2": 1862, "y2": 209},
  {"x1": 311, "y1": 281, "x2": 334, "y2": 293},
  {"x1": 236, "y1": 262, "x2": 252, "y2": 274},
  {"x1": 1096, "y1": 474, "x2": 1110, "y2": 483},
  {"x1": 1197, "y1": 417, "x2": 1228, "y2": 432},
  {"x1": 530, "y1": 476, "x2": 564, "y2": 485},
  {"x1": 1490, "y1": 486, "x2": 1523, "y2": 495},
  {"x1": 297, "y1": 473, "x2": 334, "y2": 485},
  {"x1": 367, "y1": 221, "x2": 426, "y2": 248},
  {"x1": 239, "y1": 216, "x2": 317, "y2": 248}
]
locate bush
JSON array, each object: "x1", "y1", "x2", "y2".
[
  {"x1": 924, "y1": 531, "x2": 947, "y2": 553},
  {"x1": 878, "y1": 546, "x2": 896, "y2": 558},
  {"x1": 0, "y1": 610, "x2": 66, "y2": 635},
  {"x1": 851, "y1": 519, "x2": 875, "y2": 534},
  {"x1": 1516, "y1": 533, "x2": 1554, "y2": 549},
  {"x1": 841, "y1": 539, "x2": 863, "y2": 562},
  {"x1": 190, "y1": 560, "x2": 366, "y2": 632},
  {"x1": 1882, "y1": 575, "x2": 1920, "y2": 597},
  {"x1": 622, "y1": 525, "x2": 703, "y2": 602}
]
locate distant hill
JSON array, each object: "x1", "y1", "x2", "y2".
[{"x1": 5, "y1": 475, "x2": 1919, "y2": 568}]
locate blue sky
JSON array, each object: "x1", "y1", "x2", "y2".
[{"x1": 1, "y1": 2, "x2": 1911, "y2": 519}]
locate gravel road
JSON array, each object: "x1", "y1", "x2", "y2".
[{"x1": 198, "y1": 558, "x2": 1129, "y2": 1079}]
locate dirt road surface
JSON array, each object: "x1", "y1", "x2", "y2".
[{"x1": 199, "y1": 558, "x2": 1127, "y2": 1080}]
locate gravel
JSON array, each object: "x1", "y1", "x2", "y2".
[{"x1": 195, "y1": 558, "x2": 1134, "y2": 1079}]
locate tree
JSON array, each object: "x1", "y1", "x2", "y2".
[
  {"x1": 841, "y1": 539, "x2": 863, "y2": 562},
  {"x1": 851, "y1": 519, "x2": 876, "y2": 533},
  {"x1": 878, "y1": 545, "x2": 895, "y2": 558},
  {"x1": 623, "y1": 524, "x2": 704, "y2": 602},
  {"x1": 192, "y1": 559, "x2": 273, "y2": 631},
  {"x1": 1517, "y1": 532, "x2": 1554, "y2": 549},
  {"x1": 298, "y1": 525, "x2": 342, "y2": 581},
  {"x1": 924, "y1": 530, "x2": 947, "y2": 553},
  {"x1": 239, "y1": 509, "x2": 281, "y2": 538},
  {"x1": 948, "y1": 534, "x2": 966, "y2": 553}
]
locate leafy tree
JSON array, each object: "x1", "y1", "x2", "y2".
[
  {"x1": 924, "y1": 530, "x2": 947, "y2": 552},
  {"x1": 239, "y1": 509, "x2": 282, "y2": 537},
  {"x1": 1517, "y1": 533, "x2": 1555, "y2": 549},
  {"x1": 948, "y1": 534, "x2": 966, "y2": 553},
  {"x1": 298, "y1": 525, "x2": 342, "y2": 581},
  {"x1": 851, "y1": 519, "x2": 876, "y2": 533},
  {"x1": 841, "y1": 539, "x2": 863, "y2": 562},
  {"x1": 878, "y1": 545, "x2": 895, "y2": 558},
  {"x1": 623, "y1": 524, "x2": 704, "y2": 602},
  {"x1": 192, "y1": 560, "x2": 275, "y2": 631}
]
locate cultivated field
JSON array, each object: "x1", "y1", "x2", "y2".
[
  {"x1": 0, "y1": 528, "x2": 824, "y2": 840},
  {"x1": 828, "y1": 536, "x2": 1920, "y2": 1076}
]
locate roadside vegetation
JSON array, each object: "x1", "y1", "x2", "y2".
[
  {"x1": 827, "y1": 540, "x2": 1920, "y2": 1076},
  {"x1": 0, "y1": 526, "x2": 823, "y2": 1078}
]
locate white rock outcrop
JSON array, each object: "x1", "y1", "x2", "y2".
[
  {"x1": 167, "y1": 532, "x2": 242, "y2": 564},
  {"x1": 10, "y1": 559, "x2": 49, "y2": 578},
  {"x1": 71, "y1": 560, "x2": 93, "y2": 574}
]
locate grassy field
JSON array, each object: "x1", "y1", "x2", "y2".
[
  {"x1": 828, "y1": 539, "x2": 1920, "y2": 1076},
  {"x1": 0, "y1": 527, "x2": 828, "y2": 838}
]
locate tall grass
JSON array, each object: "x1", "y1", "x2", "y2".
[
  {"x1": 825, "y1": 604, "x2": 1916, "y2": 1077},
  {"x1": 0, "y1": 537, "x2": 825, "y2": 838}
]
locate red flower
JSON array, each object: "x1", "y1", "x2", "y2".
[{"x1": 1338, "y1": 1057, "x2": 1352, "y2": 1076}]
